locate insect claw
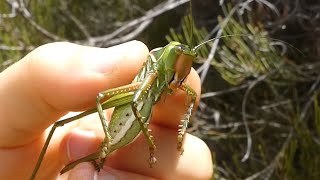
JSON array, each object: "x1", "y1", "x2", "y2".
[
  {"x1": 149, "y1": 156, "x2": 157, "y2": 167},
  {"x1": 178, "y1": 147, "x2": 184, "y2": 155},
  {"x1": 92, "y1": 161, "x2": 99, "y2": 171}
]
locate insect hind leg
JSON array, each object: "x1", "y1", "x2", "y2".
[{"x1": 60, "y1": 151, "x2": 102, "y2": 174}]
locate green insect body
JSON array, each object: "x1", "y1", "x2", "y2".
[{"x1": 30, "y1": 41, "x2": 198, "y2": 179}]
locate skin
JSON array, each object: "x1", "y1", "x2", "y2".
[{"x1": 0, "y1": 40, "x2": 213, "y2": 180}]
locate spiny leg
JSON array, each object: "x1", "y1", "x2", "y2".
[
  {"x1": 177, "y1": 83, "x2": 197, "y2": 154},
  {"x1": 58, "y1": 92, "x2": 136, "y2": 175},
  {"x1": 30, "y1": 109, "x2": 98, "y2": 180},
  {"x1": 30, "y1": 92, "x2": 136, "y2": 180},
  {"x1": 131, "y1": 73, "x2": 158, "y2": 167},
  {"x1": 95, "y1": 82, "x2": 141, "y2": 169},
  {"x1": 59, "y1": 85, "x2": 142, "y2": 175},
  {"x1": 97, "y1": 82, "x2": 141, "y2": 139}
]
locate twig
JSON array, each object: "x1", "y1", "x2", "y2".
[
  {"x1": 215, "y1": 165, "x2": 230, "y2": 179},
  {"x1": 197, "y1": 4, "x2": 239, "y2": 84},
  {"x1": 98, "y1": 20, "x2": 152, "y2": 47},
  {"x1": 0, "y1": 44, "x2": 34, "y2": 51},
  {"x1": 260, "y1": 99, "x2": 291, "y2": 110},
  {"x1": 241, "y1": 73, "x2": 270, "y2": 162},
  {"x1": 17, "y1": 0, "x2": 62, "y2": 41},
  {"x1": 0, "y1": 0, "x2": 18, "y2": 19},
  {"x1": 59, "y1": 1, "x2": 91, "y2": 40},
  {"x1": 201, "y1": 83, "x2": 249, "y2": 98},
  {"x1": 82, "y1": 0, "x2": 190, "y2": 46},
  {"x1": 199, "y1": 28, "x2": 223, "y2": 85},
  {"x1": 238, "y1": 0, "x2": 280, "y2": 16},
  {"x1": 300, "y1": 73, "x2": 320, "y2": 120},
  {"x1": 244, "y1": 128, "x2": 293, "y2": 180},
  {"x1": 211, "y1": 119, "x2": 286, "y2": 130}
]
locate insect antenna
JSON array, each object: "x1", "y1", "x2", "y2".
[
  {"x1": 193, "y1": 34, "x2": 246, "y2": 52},
  {"x1": 193, "y1": 34, "x2": 305, "y2": 56},
  {"x1": 189, "y1": 0, "x2": 194, "y2": 49}
]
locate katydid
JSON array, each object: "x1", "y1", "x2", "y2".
[
  {"x1": 29, "y1": 21, "x2": 240, "y2": 180},
  {"x1": 30, "y1": 2, "x2": 205, "y2": 180},
  {"x1": 30, "y1": 41, "x2": 203, "y2": 179}
]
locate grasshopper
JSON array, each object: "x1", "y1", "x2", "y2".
[
  {"x1": 30, "y1": 1, "x2": 210, "y2": 179},
  {"x1": 30, "y1": 41, "x2": 198, "y2": 179}
]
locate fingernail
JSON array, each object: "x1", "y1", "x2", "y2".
[
  {"x1": 97, "y1": 169, "x2": 116, "y2": 180},
  {"x1": 84, "y1": 41, "x2": 136, "y2": 74},
  {"x1": 67, "y1": 129, "x2": 97, "y2": 161}
]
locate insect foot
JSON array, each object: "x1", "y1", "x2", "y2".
[
  {"x1": 92, "y1": 160, "x2": 101, "y2": 171},
  {"x1": 148, "y1": 154, "x2": 157, "y2": 167},
  {"x1": 148, "y1": 144, "x2": 157, "y2": 167}
]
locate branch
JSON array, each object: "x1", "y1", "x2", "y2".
[
  {"x1": 80, "y1": 0, "x2": 189, "y2": 46},
  {"x1": 0, "y1": 0, "x2": 18, "y2": 19},
  {"x1": 241, "y1": 73, "x2": 271, "y2": 162},
  {"x1": 59, "y1": 0, "x2": 91, "y2": 40},
  {"x1": 17, "y1": 0, "x2": 62, "y2": 41},
  {"x1": 197, "y1": 5, "x2": 238, "y2": 84},
  {"x1": 201, "y1": 83, "x2": 249, "y2": 98},
  {"x1": 0, "y1": 44, "x2": 34, "y2": 51}
]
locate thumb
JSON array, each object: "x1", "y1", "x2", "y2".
[{"x1": 0, "y1": 40, "x2": 149, "y2": 147}]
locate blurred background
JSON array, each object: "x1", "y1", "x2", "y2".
[{"x1": 1, "y1": 0, "x2": 319, "y2": 179}]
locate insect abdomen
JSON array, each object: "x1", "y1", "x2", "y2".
[{"x1": 108, "y1": 98, "x2": 153, "y2": 150}]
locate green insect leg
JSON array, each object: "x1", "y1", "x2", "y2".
[
  {"x1": 60, "y1": 152, "x2": 101, "y2": 174},
  {"x1": 177, "y1": 84, "x2": 197, "y2": 154},
  {"x1": 131, "y1": 72, "x2": 158, "y2": 167},
  {"x1": 96, "y1": 82, "x2": 141, "y2": 169}
]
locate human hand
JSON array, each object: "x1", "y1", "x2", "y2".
[{"x1": 0, "y1": 41, "x2": 213, "y2": 179}]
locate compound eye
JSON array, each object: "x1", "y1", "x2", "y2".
[{"x1": 175, "y1": 45, "x2": 183, "y2": 54}]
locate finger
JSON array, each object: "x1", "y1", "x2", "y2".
[
  {"x1": 67, "y1": 163, "x2": 95, "y2": 180},
  {"x1": 152, "y1": 68, "x2": 201, "y2": 128},
  {"x1": 104, "y1": 127, "x2": 213, "y2": 180},
  {"x1": 68, "y1": 163, "x2": 157, "y2": 180},
  {"x1": 0, "y1": 40, "x2": 149, "y2": 147},
  {"x1": 63, "y1": 125, "x2": 213, "y2": 180}
]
